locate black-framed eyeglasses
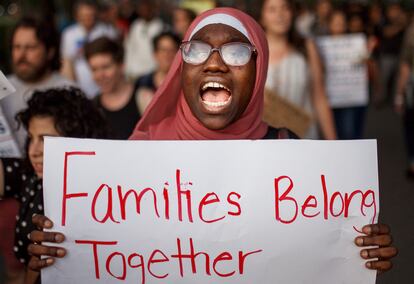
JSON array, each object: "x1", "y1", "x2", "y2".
[{"x1": 180, "y1": 40, "x2": 257, "y2": 67}]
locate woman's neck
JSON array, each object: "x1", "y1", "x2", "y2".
[
  {"x1": 101, "y1": 79, "x2": 133, "y2": 111},
  {"x1": 266, "y1": 32, "x2": 292, "y2": 64},
  {"x1": 103, "y1": 79, "x2": 128, "y2": 97}
]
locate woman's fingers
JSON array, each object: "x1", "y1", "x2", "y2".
[
  {"x1": 355, "y1": 234, "x2": 393, "y2": 247},
  {"x1": 360, "y1": 247, "x2": 398, "y2": 259},
  {"x1": 361, "y1": 224, "x2": 390, "y2": 236},
  {"x1": 365, "y1": 260, "x2": 393, "y2": 272},
  {"x1": 27, "y1": 243, "x2": 66, "y2": 258},
  {"x1": 30, "y1": 230, "x2": 65, "y2": 243},
  {"x1": 355, "y1": 223, "x2": 398, "y2": 273},
  {"x1": 27, "y1": 256, "x2": 55, "y2": 272},
  {"x1": 32, "y1": 214, "x2": 54, "y2": 230}
]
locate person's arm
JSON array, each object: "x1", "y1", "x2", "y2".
[
  {"x1": 305, "y1": 39, "x2": 337, "y2": 140},
  {"x1": 60, "y1": 58, "x2": 76, "y2": 81},
  {"x1": 395, "y1": 62, "x2": 410, "y2": 113},
  {"x1": 24, "y1": 268, "x2": 40, "y2": 284},
  {"x1": 355, "y1": 224, "x2": 398, "y2": 272},
  {"x1": 124, "y1": 23, "x2": 138, "y2": 81},
  {"x1": 60, "y1": 29, "x2": 77, "y2": 81}
]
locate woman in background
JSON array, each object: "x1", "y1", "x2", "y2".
[
  {"x1": 134, "y1": 31, "x2": 181, "y2": 114},
  {"x1": 260, "y1": 0, "x2": 336, "y2": 139},
  {"x1": 0, "y1": 87, "x2": 108, "y2": 283},
  {"x1": 85, "y1": 37, "x2": 141, "y2": 139}
]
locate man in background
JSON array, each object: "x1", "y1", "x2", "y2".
[
  {"x1": 2, "y1": 16, "x2": 74, "y2": 155},
  {"x1": 60, "y1": 0, "x2": 118, "y2": 98},
  {"x1": 124, "y1": 0, "x2": 164, "y2": 80}
]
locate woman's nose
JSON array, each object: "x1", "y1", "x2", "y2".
[
  {"x1": 203, "y1": 49, "x2": 229, "y2": 73},
  {"x1": 30, "y1": 140, "x2": 43, "y2": 156}
]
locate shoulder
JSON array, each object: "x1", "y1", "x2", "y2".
[
  {"x1": 92, "y1": 23, "x2": 118, "y2": 37},
  {"x1": 152, "y1": 18, "x2": 164, "y2": 29},
  {"x1": 6, "y1": 74, "x2": 19, "y2": 84},
  {"x1": 262, "y1": 127, "x2": 299, "y2": 140},
  {"x1": 49, "y1": 73, "x2": 76, "y2": 87},
  {"x1": 130, "y1": 19, "x2": 144, "y2": 30},
  {"x1": 135, "y1": 72, "x2": 156, "y2": 91},
  {"x1": 62, "y1": 24, "x2": 82, "y2": 37}
]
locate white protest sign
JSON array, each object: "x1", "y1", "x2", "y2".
[
  {"x1": 317, "y1": 34, "x2": 369, "y2": 108},
  {"x1": 0, "y1": 107, "x2": 22, "y2": 158},
  {"x1": 43, "y1": 138, "x2": 379, "y2": 284},
  {"x1": 0, "y1": 70, "x2": 16, "y2": 100}
]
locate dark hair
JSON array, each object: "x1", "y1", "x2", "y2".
[
  {"x1": 257, "y1": 0, "x2": 307, "y2": 56},
  {"x1": 16, "y1": 87, "x2": 108, "y2": 140},
  {"x1": 152, "y1": 31, "x2": 181, "y2": 51},
  {"x1": 74, "y1": 0, "x2": 97, "y2": 12},
  {"x1": 10, "y1": 16, "x2": 61, "y2": 71},
  {"x1": 84, "y1": 37, "x2": 124, "y2": 63}
]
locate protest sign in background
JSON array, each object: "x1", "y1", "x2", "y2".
[
  {"x1": 317, "y1": 34, "x2": 369, "y2": 108},
  {"x1": 43, "y1": 138, "x2": 379, "y2": 284},
  {"x1": 0, "y1": 107, "x2": 22, "y2": 158},
  {"x1": 0, "y1": 71, "x2": 21, "y2": 158}
]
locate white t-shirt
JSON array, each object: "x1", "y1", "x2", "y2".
[
  {"x1": 124, "y1": 18, "x2": 164, "y2": 80},
  {"x1": 61, "y1": 22, "x2": 118, "y2": 98},
  {"x1": 1, "y1": 72, "x2": 75, "y2": 155}
]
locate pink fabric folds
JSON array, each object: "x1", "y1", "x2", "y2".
[{"x1": 129, "y1": 7, "x2": 269, "y2": 140}]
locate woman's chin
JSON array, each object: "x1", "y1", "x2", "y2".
[
  {"x1": 198, "y1": 115, "x2": 234, "y2": 130},
  {"x1": 32, "y1": 163, "x2": 43, "y2": 178}
]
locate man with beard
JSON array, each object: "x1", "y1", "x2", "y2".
[{"x1": 1, "y1": 16, "x2": 74, "y2": 156}]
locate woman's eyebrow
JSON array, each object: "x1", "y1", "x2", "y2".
[{"x1": 227, "y1": 35, "x2": 245, "y2": 41}]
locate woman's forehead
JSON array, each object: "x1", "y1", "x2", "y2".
[{"x1": 191, "y1": 24, "x2": 251, "y2": 44}]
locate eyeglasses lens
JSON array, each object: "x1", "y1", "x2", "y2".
[
  {"x1": 182, "y1": 42, "x2": 252, "y2": 66},
  {"x1": 221, "y1": 44, "x2": 251, "y2": 66},
  {"x1": 183, "y1": 42, "x2": 210, "y2": 65}
]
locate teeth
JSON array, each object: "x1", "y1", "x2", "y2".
[
  {"x1": 201, "y1": 82, "x2": 230, "y2": 92},
  {"x1": 202, "y1": 99, "x2": 230, "y2": 107}
]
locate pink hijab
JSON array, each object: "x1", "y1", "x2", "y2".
[{"x1": 129, "y1": 7, "x2": 269, "y2": 140}]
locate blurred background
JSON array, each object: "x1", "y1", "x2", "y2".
[{"x1": 0, "y1": 0, "x2": 413, "y2": 283}]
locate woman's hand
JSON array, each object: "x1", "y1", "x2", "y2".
[
  {"x1": 27, "y1": 214, "x2": 67, "y2": 271},
  {"x1": 355, "y1": 224, "x2": 398, "y2": 273}
]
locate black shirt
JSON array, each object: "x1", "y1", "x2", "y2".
[{"x1": 93, "y1": 89, "x2": 141, "y2": 140}]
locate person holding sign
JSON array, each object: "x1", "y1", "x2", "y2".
[
  {"x1": 28, "y1": 7, "x2": 397, "y2": 278},
  {"x1": 317, "y1": 10, "x2": 371, "y2": 140},
  {"x1": 0, "y1": 87, "x2": 108, "y2": 283}
]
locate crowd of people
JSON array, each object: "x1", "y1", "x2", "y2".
[{"x1": 0, "y1": 0, "x2": 409, "y2": 283}]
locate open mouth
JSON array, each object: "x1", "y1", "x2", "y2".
[{"x1": 200, "y1": 82, "x2": 232, "y2": 110}]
